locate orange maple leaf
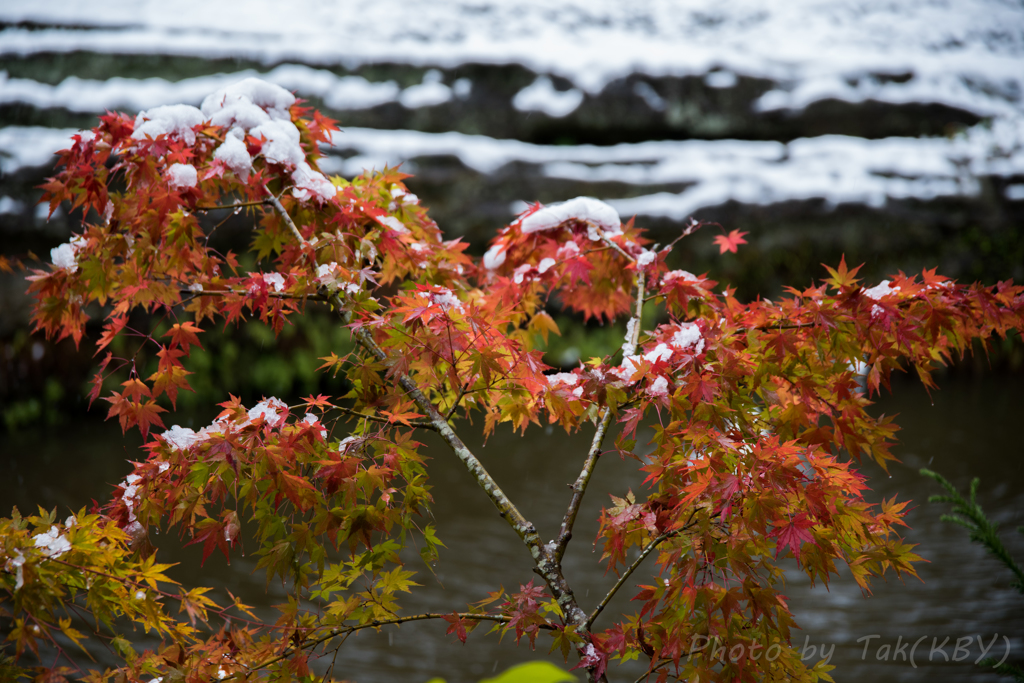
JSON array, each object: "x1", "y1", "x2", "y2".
[{"x1": 713, "y1": 229, "x2": 749, "y2": 254}]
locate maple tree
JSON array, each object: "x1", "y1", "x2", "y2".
[{"x1": 3, "y1": 78, "x2": 1024, "y2": 683}]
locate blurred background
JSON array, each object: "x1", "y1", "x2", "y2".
[{"x1": 1, "y1": 1, "x2": 1023, "y2": 681}]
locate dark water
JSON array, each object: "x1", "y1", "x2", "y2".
[{"x1": 2, "y1": 372, "x2": 1023, "y2": 682}]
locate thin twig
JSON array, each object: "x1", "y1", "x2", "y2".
[
  {"x1": 554, "y1": 408, "x2": 614, "y2": 562},
  {"x1": 266, "y1": 196, "x2": 599, "y2": 678},
  {"x1": 233, "y1": 612, "x2": 539, "y2": 681},
  {"x1": 555, "y1": 260, "x2": 647, "y2": 560},
  {"x1": 631, "y1": 659, "x2": 673, "y2": 683},
  {"x1": 195, "y1": 199, "x2": 273, "y2": 212},
  {"x1": 263, "y1": 186, "x2": 310, "y2": 250},
  {"x1": 444, "y1": 382, "x2": 470, "y2": 422},
  {"x1": 266, "y1": 195, "x2": 533, "y2": 556},
  {"x1": 600, "y1": 232, "x2": 634, "y2": 262},
  {"x1": 585, "y1": 524, "x2": 692, "y2": 630},
  {"x1": 660, "y1": 219, "x2": 709, "y2": 255},
  {"x1": 332, "y1": 404, "x2": 438, "y2": 431},
  {"x1": 345, "y1": 315, "x2": 537, "y2": 542},
  {"x1": 177, "y1": 287, "x2": 324, "y2": 301}
]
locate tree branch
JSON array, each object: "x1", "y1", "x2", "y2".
[
  {"x1": 232, "y1": 612, "x2": 542, "y2": 681},
  {"x1": 444, "y1": 382, "x2": 470, "y2": 422},
  {"x1": 600, "y1": 233, "x2": 635, "y2": 262},
  {"x1": 195, "y1": 199, "x2": 273, "y2": 212},
  {"x1": 554, "y1": 409, "x2": 613, "y2": 563},
  {"x1": 265, "y1": 193, "x2": 536, "y2": 548},
  {"x1": 267, "y1": 194, "x2": 598, "y2": 679},
  {"x1": 631, "y1": 659, "x2": 672, "y2": 683},
  {"x1": 555, "y1": 264, "x2": 646, "y2": 562},
  {"x1": 332, "y1": 404, "x2": 439, "y2": 431},
  {"x1": 586, "y1": 521, "x2": 696, "y2": 630},
  {"x1": 177, "y1": 287, "x2": 324, "y2": 301},
  {"x1": 263, "y1": 186, "x2": 311, "y2": 252},
  {"x1": 345, "y1": 315, "x2": 539, "y2": 544}
]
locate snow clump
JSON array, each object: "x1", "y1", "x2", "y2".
[
  {"x1": 611, "y1": 322, "x2": 705, "y2": 385},
  {"x1": 671, "y1": 322, "x2": 705, "y2": 354},
  {"x1": 201, "y1": 78, "x2": 335, "y2": 202},
  {"x1": 262, "y1": 272, "x2": 285, "y2": 292},
  {"x1": 863, "y1": 279, "x2": 900, "y2": 317},
  {"x1": 213, "y1": 133, "x2": 252, "y2": 181},
  {"x1": 661, "y1": 270, "x2": 701, "y2": 286},
  {"x1": 202, "y1": 78, "x2": 294, "y2": 127},
  {"x1": 157, "y1": 396, "x2": 291, "y2": 460},
  {"x1": 546, "y1": 372, "x2": 578, "y2": 387},
  {"x1": 863, "y1": 280, "x2": 899, "y2": 300},
  {"x1": 132, "y1": 104, "x2": 205, "y2": 145},
  {"x1": 428, "y1": 287, "x2": 464, "y2": 314},
  {"x1": 165, "y1": 163, "x2": 198, "y2": 189},
  {"x1": 50, "y1": 243, "x2": 78, "y2": 272},
  {"x1": 519, "y1": 197, "x2": 622, "y2": 239},
  {"x1": 512, "y1": 263, "x2": 535, "y2": 284},
  {"x1": 121, "y1": 474, "x2": 143, "y2": 522},
  {"x1": 302, "y1": 413, "x2": 328, "y2": 438},
  {"x1": 482, "y1": 243, "x2": 507, "y2": 270},
  {"x1": 636, "y1": 249, "x2": 657, "y2": 268},
  {"x1": 248, "y1": 397, "x2": 288, "y2": 426},
  {"x1": 547, "y1": 372, "x2": 584, "y2": 397},
  {"x1": 162, "y1": 424, "x2": 201, "y2": 451},
  {"x1": 5, "y1": 551, "x2": 25, "y2": 590},
  {"x1": 377, "y1": 215, "x2": 409, "y2": 233},
  {"x1": 611, "y1": 355, "x2": 642, "y2": 383},
  {"x1": 316, "y1": 262, "x2": 338, "y2": 281},
  {"x1": 50, "y1": 235, "x2": 87, "y2": 273},
  {"x1": 644, "y1": 343, "x2": 673, "y2": 363},
  {"x1": 33, "y1": 526, "x2": 71, "y2": 558},
  {"x1": 622, "y1": 318, "x2": 638, "y2": 355},
  {"x1": 647, "y1": 376, "x2": 670, "y2": 398},
  {"x1": 390, "y1": 184, "x2": 419, "y2": 205}
]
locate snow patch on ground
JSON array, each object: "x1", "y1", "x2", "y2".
[
  {"x1": 3, "y1": 0, "x2": 1024, "y2": 222},
  {"x1": 5, "y1": 119, "x2": 1023, "y2": 220},
  {"x1": 320, "y1": 125, "x2": 1023, "y2": 218},
  {"x1": 1, "y1": 0, "x2": 1022, "y2": 122},
  {"x1": 0, "y1": 66, "x2": 411, "y2": 114},
  {"x1": 512, "y1": 76, "x2": 584, "y2": 118}
]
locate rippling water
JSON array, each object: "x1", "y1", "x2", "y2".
[{"x1": 2, "y1": 372, "x2": 1022, "y2": 682}]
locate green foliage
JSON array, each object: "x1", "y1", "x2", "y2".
[
  {"x1": 922, "y1": 468, "x2": 1024, "y2": 681},
  {"x1": 921, "y1": 468, "x2": 1024, "y2": 594},
  {"x1": 426, "y1": 660, "x2": 576, "y2": 683}
]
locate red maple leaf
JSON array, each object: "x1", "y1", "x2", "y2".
[
  {"x1": 713, "y1": 229, "x2": 749, "y2": 254},
  {"x1": 771, "y1": 513, "x2": 817, "y2": 565},
  {"x1": 443, "y1": 612, "x2": 470, "y2": 644}
]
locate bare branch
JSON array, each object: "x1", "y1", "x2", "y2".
[
  {"x1": 177, "y1": 287, "x2": 323, "y2": 301},
  {"x1": 195, "y1": 199, "x2": 273, "y2": 212},
  {"x1": 631, "y1": 660, "x2": 673, "y2": 683},
  {"x1": 269, "y1": 194, "x2": 598, "y2": 678},
  {"x1": 233, "y1": 612, "x2": 545, "y2": 681},
  {"x1": 263, "y1": 186, "x2": 311, "y2": 250},
  {"x1": 346, "y1": 315, "x2": 538, "y2": 542},
  {"x1": 600, "y1": 232, "x2": 635, "y2": 262},
  {"x1": 556, "y1": 262, "x2": 647, "y2": 561},
  {"x1": 444, "y1": 382, "x2": 470, "y2": 422},
  {"x1": 554, "y1": 408, "x2": 613, "y2": 562},
  {"x1": 332, "y1": 404, "x2": 439, "y2": 431},
  {"x1": 586, "y1": 520, "x2": 696, "y2": 630}
]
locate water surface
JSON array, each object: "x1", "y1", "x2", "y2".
[{"x1": 2, "y1": 372, "x2": 1022, "y2": 682}]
